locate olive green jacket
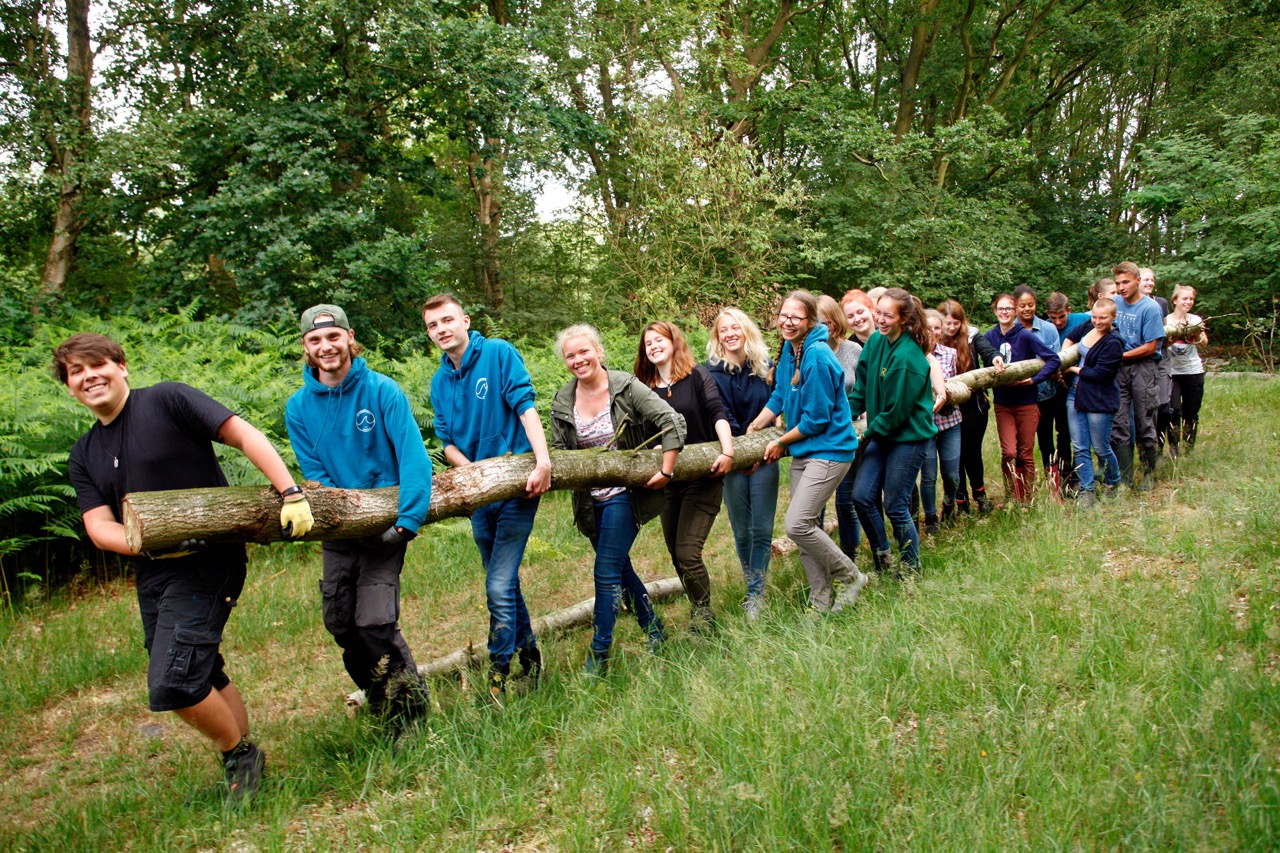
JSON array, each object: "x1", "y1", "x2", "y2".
[{"x1": 550, "y1": 370, "x2": 687, "y2": 539}]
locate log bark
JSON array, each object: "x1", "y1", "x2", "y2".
[
  {"x1": 345, "y1": 576, "x2": 688, "y2": 705},
  {"x1": 123, "y1": 428, "x2": 784, "y2": 552}
]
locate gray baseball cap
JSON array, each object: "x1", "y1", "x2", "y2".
[{"x1": 299, "y1": 304, "x2": 351, "y2": 335}]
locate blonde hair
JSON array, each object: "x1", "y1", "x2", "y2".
[
  {"x1": 1171, "y1": 284, "x2": 1196, "y2": 302},
  {"x1": 816, "y1": 295, "x2": 849, "y2": 346},
  {"x1": 707, "y1": 308, "x2": 771, "y2": 379},
  {"x1": 555, "y1": 323, "x2": 605, "y2": 364}
]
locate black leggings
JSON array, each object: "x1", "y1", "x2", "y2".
[
  {"x1": 957, "y1": 395, "x2": 989, "y2": 499},
  {"x1": 1169, "y1": 373, "x2": 1205, "y2": 447},
  {"x1": 1036, "y1": 389, "x2": 1071, "y2": 471}
]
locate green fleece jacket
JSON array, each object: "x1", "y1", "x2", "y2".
[{"x1": 847, "y1": 330, "x2": 938, "y2": 443}]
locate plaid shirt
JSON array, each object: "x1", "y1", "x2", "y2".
[{"x1": 933, "y1": 344, "x2": 963, "y2": 431}]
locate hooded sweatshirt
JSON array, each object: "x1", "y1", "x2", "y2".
[
  {"x1": 430, "y1": 332, "x2": 536, "y2": 462},
  {"x1": 764, "y1": 323, "x2": 857, "y2": 462},
  {"x1": 983, "y1": 323, "x2": 1062, "y2": 407},
  {"x1": 847, "y1": 329, "x2": 938, "y2": 444},
  {"x1": 285, "y1": 356, "x2": 433, "y2": 532}
]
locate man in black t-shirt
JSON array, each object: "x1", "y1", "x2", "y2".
[{"x1": 55, "y1": 333, "x2": 315, "y2": 804}]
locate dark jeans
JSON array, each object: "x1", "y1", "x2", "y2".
[
  {"x1": 852, "y1": 437, "x2": 929, "y2": 568},
  {"x1": 320, "y1": 539, "x2": 422, "y2": 712},
  {"x1": 471, "y1": 496, "x2": 540, "y2": 671},
  {"x1": 834, "y1": 459, "x2": 861, "y2": 557},
  {"x1": 660, "y1": 478, "x2": 722, "y2": 608},
  {"x1": 957, "y1": 396, "x2": 989, "y2": 500},
  {"x1": 920, "y1": 423, "x2": 961, "y2": 516},
  {"x1": 589, "y1": 494, "x2": 662, "y2": 659}
]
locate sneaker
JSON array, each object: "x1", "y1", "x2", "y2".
[
  {"x1": 584, "y1": 650, "x2": 608, "y2": 676},
  {"x1": 742, "y1": 594, "x2": 765, "y2": 622},
  {"x1": 223, "y1": 739, "x2": 265, "y2": 805},
  {"x1": 690, "y1": 604, "x2": 717, "y2": 635},
  {"x1": 517, "y1": 645, "x2": 543, "y2": 684},
  {"x1": 830, "y1": 571, "x2": 869, "y2": 613}
]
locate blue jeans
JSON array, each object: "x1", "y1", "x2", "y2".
[
  {"x1": 471, "y1": 496, "x2": 540, "y2": 670},
  {"x1": 1068, "y1": 398, "x2": 1120, "y2": 492},
  {"x1": 722, "y1": 462, "x2": 781, "y2": 598},
  {"x1": 852, "y1": 437, "x2": 930, "y2": 568},
  {"x1": 920, "y1": 424, "x2": 962, "y2": 516},
  {"x1": 834, "y1": 461, "x2": 861, "y2": 557},
  {"x1": 589, "y1": 494, "x2": 662, "y2": 659}
]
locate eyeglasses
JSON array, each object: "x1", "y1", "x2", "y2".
[
  {"x1": 778, "y1": 313, "x2": 806, "y2": 325},
  {"x1": 995, "y1": 307, "x2": 1015, "y2": 313}
]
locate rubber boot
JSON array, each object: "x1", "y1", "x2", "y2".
[
  {"x1": 1113, "y1": 441, "x2": 1135, "y2": 488},
  {"x1": 1184, "y1": 418, "x2": 1198, "y2": 451},
  {"x1": 1138, "y1": 445, "x2": 1159, "y2": 492},
  {"x1": 974, "y1": 488, "x2": 994, "y2": 515}
]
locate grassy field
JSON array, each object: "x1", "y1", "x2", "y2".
[{"x1": 2, "y1": 376, "x2": 1278, "y2": 851}]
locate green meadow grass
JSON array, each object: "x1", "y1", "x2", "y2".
[{"x1": 2, "y1": 377, "x2": 1278, "y2": 851}]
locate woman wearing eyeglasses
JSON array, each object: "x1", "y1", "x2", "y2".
[{"x1": 746, "y1": 291, "x2": 866, "y2": 615}]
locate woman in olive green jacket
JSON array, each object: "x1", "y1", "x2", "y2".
[{"x1": 549, "y1": 324, "x2": 686, "y2": 674}]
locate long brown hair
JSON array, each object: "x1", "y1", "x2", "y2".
[
  {"x1": 634, "y1": 321, "x2": 696, "y2": 386},
  {"x1": 880, "y1": 288, "x2": 932, "y2": 353},
  {"x1": 937, "y1": 298, "x2": 973, "y2": 373}
]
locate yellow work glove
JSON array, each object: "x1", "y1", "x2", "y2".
[{"x1": 280, "y1": 496, "x2": 314, "y2": 539}]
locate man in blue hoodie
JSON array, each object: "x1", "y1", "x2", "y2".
[
  {"x1": 285, "y1": 304, "x2": 432, "y2": 729},
  {"x1": 423, "y1": 294, "x2": 552, "y2": 705}
]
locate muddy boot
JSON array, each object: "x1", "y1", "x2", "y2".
[
  {"x1": 872, "y1": 549, "x2": 893, "y2": 577},
  {"x1": 1184, "y1": 418, "x2": 1198, "y2": 451},
  {"x1": 1113, "y1": 442, "x2": 1135, "y2": 488},
  {"x1": 954, "y1": 494, "x2": 970, "y2": 515},
  {"x1": 974, "y1": 488, "x2": 994, "y2": 515},
  {"x1": 941, "y1": 498, "x2": 956, "y2": 524},
  {"x1": 1138, "y1": 445, "x2": 1159, "y2": 491}
]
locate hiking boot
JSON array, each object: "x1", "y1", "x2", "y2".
[
  {"x1": 742, "y1": 594, "x2": 765, "y2": 622},
  {"x1": 941, "y1": 500, "x2": 956, "y2": 524},
  {"x1": 223, "y1": 738, "x2": 265, "y2": 805},
  {"x1": 923, "y1": 514, "x2": 940, "y2": 536},
  {"x1": 690, "y1": 604, "x2": 717, "y2": 635},
  {"x1": 1101, "y1": 483, "x2": 1119, "y2": 500},
  {"x1": 954, "y1": 495, "x2": 970, "y2": 515},
  {"x1": 518, "y1": 645, "x2": 543, "y2": 684},
  {"x1": 830, "y1": 571, "x2": 869, "y2": 613},
  {"x1": 1075, "y1": 489, "x2": 1098, "y2": 509},
  {"x1": 871, "y1": 549, "x2": 893, "y2": 576},
  {"x1": 645, "y1": 618, "x2": 667, "y2": 655},
  {"x1": 974, "y1": 490, "x2": 994, "y2": 514}
]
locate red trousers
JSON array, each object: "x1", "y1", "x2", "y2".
[{"x1": 995, "y1": 402, "x2": 1040, "y2": 503}]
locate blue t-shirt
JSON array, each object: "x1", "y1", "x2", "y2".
[{"x1": 1112, "y1": 295, "x2": 1164, "y2": 357}]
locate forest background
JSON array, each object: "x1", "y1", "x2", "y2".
[{"x1": 2, "y1": 0, "x2": 1280, "y2": 592}]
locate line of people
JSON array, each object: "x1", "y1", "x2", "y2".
[{"x1": 53, "y1": 267, "x2": 1205, "y2": 802}]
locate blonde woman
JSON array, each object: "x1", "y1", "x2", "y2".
[
  {"x1": 1165, "y1": 285, "x2": 1207, "y2": 454},
  {"x1": 707, "y1": 308, "x2": 779, "y2": 620}
]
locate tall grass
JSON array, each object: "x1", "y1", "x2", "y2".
[{"x1": 1, "y1": 377, "x2": 1276, "y2": 851}]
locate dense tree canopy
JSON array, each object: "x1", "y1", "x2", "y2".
[{"x1": 4, "y1": 0, "x2": 1280, "y2": 343}]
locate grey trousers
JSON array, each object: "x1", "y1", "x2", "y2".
[
  {"x1": 1112, "y1": 359, "x2": 1159, "y2": 451},
  {"x1": 785, "y1": 457, "x2": 856, "y2": 610}
]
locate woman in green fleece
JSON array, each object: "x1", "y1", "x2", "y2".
[{"x1": 848, "y1": 289, "x2": 938, "y2": 576}]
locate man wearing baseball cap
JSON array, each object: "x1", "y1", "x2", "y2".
[{"x1": 285, "y1": 304, "x2": 432, "y2": 731}]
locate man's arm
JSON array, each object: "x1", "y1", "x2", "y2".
[
  {"x1": 82, "y1": 505, "x2": 135, "y2": 555},
  {"x1": 1123, "y1": 340, "x2": 1159, "y2": 361},
  {"x1": 518, "y1": 408, "x2": 553, "y2": 496},
  {"x1": 219, "y1": 415, "x2": 313, "y2": 538},
  {"x1": 442, "y1": 445, "x2": 471, "y2": 468}
]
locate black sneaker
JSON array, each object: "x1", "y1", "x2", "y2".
[
  {"x1": 223, "y1": 739, "x2": 265, "y2": 805},
  {"x1": 518, "y1": 645, "x2": 543, "y2": 684}
]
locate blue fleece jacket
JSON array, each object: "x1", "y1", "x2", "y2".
[
  {"x1": 285, "y1": 357, "x2": 433, "y2": 532},
  {"x1": 430, "y1": 332, "x2": 537, "y2": 462},
  {"x1": 763, "y1": 323, "x2": 857, "y2": 462}
]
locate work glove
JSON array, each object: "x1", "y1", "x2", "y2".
[
  {"x1": 378, "y1": 525, "x2": 416, "y2": 547},
  {"x1": 280, "y1": 496, "x2": 314, "y2": 539}
]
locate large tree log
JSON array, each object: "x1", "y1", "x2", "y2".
[{"x1": 123, "y1": 428, "x2": 784, "y2": 552}]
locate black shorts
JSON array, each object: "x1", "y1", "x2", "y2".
[{"x1": 135, "y1": 546, "x2": 248, "y2": 712}]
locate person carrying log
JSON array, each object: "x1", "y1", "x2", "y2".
[
  {"x1": 285, "y1": 304, "x2": 431, "y2": 734},
  {"x1": 423, "y1": 293, "x2": 552, "y2": 706},
  {"x1": 54, "y1": 333, "x2": 315, "y2": 804}
]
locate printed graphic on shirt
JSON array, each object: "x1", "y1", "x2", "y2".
[
  {"x1": 356, "y1": 409, "x2": 376, "y2": 432},
  {"x1": 1000, "y1": 342, "x2": 1013, "y2": 363},
  {"x1": 475, "y1": 377, "x2": 489, "y2": 400}
]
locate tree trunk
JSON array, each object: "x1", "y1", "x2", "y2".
[
  {"x1": 38, "y1": 0, "x2": 93, "y2": 301},
  {"x1": 123, "y1": 429, "x2": 784, "y2": 552}
]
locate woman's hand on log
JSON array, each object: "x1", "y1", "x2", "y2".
[
  {"x1": 710, "y1": 452, "x2": 734, "y2": 476},
  {"x1": 763, "y1": 439, "x2": 786, "y2": 464},
  {"x1": 991, "y1": 357, "x2": 1007, "y2": 374},
  {"x1": 525, "y1": 461, "x2": 552, "y2": 497},
  {"x1": 280, "y1": 496, "x2": 314, "y2": 539},
  {"x1": 644, "y1": 469, "x2": 672, "y2": 489}
]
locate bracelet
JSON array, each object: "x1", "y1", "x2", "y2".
[
  {"x1": 279, "y1": 485, "x2": 304, "y2": 499},
  {"x1": 719, "y1": 451, "x2": 734, "y2": 458},
  {"x1": 658, "y1": 469, "x2": 674, "y2": 479}
]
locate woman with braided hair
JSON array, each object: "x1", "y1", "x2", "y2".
[{"x1": 746, "y1": 291, "x2": 866, "y2": 615}]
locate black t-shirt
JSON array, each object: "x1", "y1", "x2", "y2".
[
  {"x1": 69, "y1": 383, "x2": 236, "y2": 520},
  {"x1": 657, "y1": 364, "x2": 730, "y2": 446}
]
